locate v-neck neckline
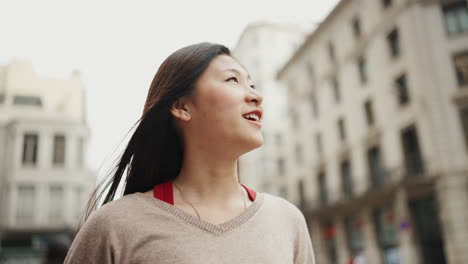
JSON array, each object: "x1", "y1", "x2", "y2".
[{"x1": 134, "y1": 191, "x2": 264, "y2": 236}]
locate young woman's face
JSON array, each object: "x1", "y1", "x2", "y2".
[{"x1": 186, "y1": 54, "x2": 264, "y2": 155}]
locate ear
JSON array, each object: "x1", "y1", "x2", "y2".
[{"x1": 170, "y1": 97, "x2": 191, "y2": 122}]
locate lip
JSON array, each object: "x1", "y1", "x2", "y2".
[
  {"x1": 245, "y1": 118, "x2": 262, "y2": 128},
  {"x1": 242, "y1": 109, "x2": 263, "y2": 121}
]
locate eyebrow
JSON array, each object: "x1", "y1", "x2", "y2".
[{"x1": 224, "y1": 68, "x2": 252, "y2": 81}]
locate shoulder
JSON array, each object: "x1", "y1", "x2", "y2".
[
  {"x1": 65, "y1": 194, "x2": 143, "y2": 263},
  {"x1": 261, "y1": 193, "x2": 307, "y2": 224},
  {"x1": 81, "y1": 193, "x2": 144, "y2": 231}
]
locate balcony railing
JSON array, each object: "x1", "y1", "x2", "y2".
[{"x1": 301, "y1": 159, "x2": 432, "y2": 216}]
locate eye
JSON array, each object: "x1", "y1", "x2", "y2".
[
  {"x1": 227, "y1": 76, "x2": 238, "y2": 82},
  {"x1": 250, "y1": 84, "x2": 256, "y2": 90}
]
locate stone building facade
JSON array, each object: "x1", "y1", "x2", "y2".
[
  {"x1": 0, "y1": 60, "x2": 96, "y2": 262},
  {"x1": 232, "y1": 22, "x2": 308, "y2": 197},
  {"x1": 277, "y1": 0, "x2": 468, "y2": 263}
]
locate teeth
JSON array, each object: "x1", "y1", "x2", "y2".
[{"x1": 243, "y1": 113, "x2": 260, "y2": 122}]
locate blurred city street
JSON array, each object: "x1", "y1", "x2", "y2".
[{"x1": 1, "y1": 0, "x2": 468, "y2": 263}]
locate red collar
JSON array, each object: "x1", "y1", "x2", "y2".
[{"x1": 153, "y1": 181, "x2": 256, "y2": 205}]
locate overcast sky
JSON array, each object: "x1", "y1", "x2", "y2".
[{"x1": 1, "y1": 0, "x2": 339, "y2": 173}]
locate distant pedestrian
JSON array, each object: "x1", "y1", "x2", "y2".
[
  {"x1": 44, "y1": 239, "x2": 69, "y2": 264},
  {"x1": 64, "y1": 42, "x2": 315, "y2": 264},
  {"x1": 353, "y1": 251, "x2": 366, "y2": 264}
]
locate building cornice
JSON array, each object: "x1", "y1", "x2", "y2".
[
  {"x1": 276, "y1": 0, "x2": 437, "y2": 81},
  {"x1": 276, "y1": 0, "x2": 351, "y2": 80},
  {"x1": 232, "y1": 21, "x2": 308, "y2": 51}
]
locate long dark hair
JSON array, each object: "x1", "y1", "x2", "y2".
[{"x1": 82, "y1": 42, "x2": 231, "y2": 223}]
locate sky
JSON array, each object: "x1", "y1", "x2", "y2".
[{"x1": 0, "y1": 0, "x2": 339, "y2": 174}]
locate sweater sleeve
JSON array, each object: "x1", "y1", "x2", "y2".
[
  {"x1": 64, "y1": 209, "x2": 121, "y2": 264},
  {"x1": 293, "y1": 211, "x2": 316, "y2": 264}
]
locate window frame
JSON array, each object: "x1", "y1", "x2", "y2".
[
  {"x1": 387, "y1": 28, "x2": 401, "y2": 58},
  {"x1": 367, "y1": 146, "x2": 385, "y2": 187},
  {"x1": 341, "y1": 160, "x2": 353, "y2": 198},
  {"x1": 328, "y1": 41, "x2": 336, "y2": 62},
  {"x1": 338, "y1": 117, "x2": 346, "y2": 141},
  {"x1": 442, "y1": 1, "x2": 468, "y2": 36},
  {"x1": 22, "y1": 133, "x2": 39, "y2": 166},
  {"x1": 52, "y1": 134, "x2": 66, "y2": 166},
  {"x1": 364, "y1": 99, "x2": 375, "y2": 125},
  {"x1": 458, "y1": 106, "x2": 468, "y2": 151},
  {"x1": 382, "y1": 0, "x2": 393, "y2": 9},
  {"x1": 345, "y1": 214, "x2": 364, "y2": 255},
  {"x1": 358, "y1": 56, "x2": 368, "y2": 84},
  {"x1": 48, "y1": 185, "x2": 64, "y2": 222},
  {"x1": 453, "y1": 51, "x2": 468, "y2": 87},
  {"x1": 333, "y1": 76, "x2": 341, "y2": 103},
  {"x1": 352, "y1": 16, "x2": 362, "y2": 39},
  {"x1": 16, "y1": 185, "x2": 35, "y2": 224},
  {"x1": 13, "y1": 95, "x2": 42, "y2": 107},
  {"x1": 395, "y1": 73, "x2": 410, "y2": 105},
  {"x1": 318, "y1": 171, "x2": 328, "y2": 205}
]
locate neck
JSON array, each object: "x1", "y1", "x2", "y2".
[{"x1": 173, "y1": 146, "x2": 242, "y2": 204}]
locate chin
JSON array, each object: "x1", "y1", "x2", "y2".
[
  {"x1": 233, "y1": 129, "x2": 264, "y2": 155},
  {"x1": 245, "y1": 135, "x2": 264, "y2": 150}
]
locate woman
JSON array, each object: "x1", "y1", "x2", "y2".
[{"x1": 64, "y1": 42, "x2": 315, "y2": 263}]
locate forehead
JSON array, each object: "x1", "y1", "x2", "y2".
[{"x1": 206, "y1": 55, "x2": 251, "y2": 80}]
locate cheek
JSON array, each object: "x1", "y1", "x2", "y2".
[{"x1": 202, "y1": 89, "x2": 242, "y2": 121}]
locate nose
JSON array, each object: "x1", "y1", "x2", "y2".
[{"x1": 246, "y1": 89, "x2": 263, "y2": 105}]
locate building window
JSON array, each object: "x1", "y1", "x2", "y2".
[
  {"x1": 323, "y1": 222, "x2": 338, "y2": 264},
  {"x1": 395, "y1": 73, "x2": 410, "y2": 105},
  {"x1": 298, "y1": 179, "x2": 306, "y2": 210},
  {"x1": 49, "y1": 185, "x2": 64, "y2": 222},
  {"x1": 459, "y1": 107, "x2": 468, "y2": 151},
  {"x1": 53, "y1": 134, "x2": 66, "y2": 166},
  {"x1": 332, "y1": 77, "x2": 341, "y2": 103},
  {"x1": 374, "y1": 206, "x2": 399, "y2": 262},
  {"x1": 364, "y1": 99, "x2": 375, "y2": 125},
  {"x1": 316, "y1": 132, "x2": 323, "y2": 154},
  {"x1": 74, "y1": 187, "x2": 83, "y2": 219},
  {"x1": 382, "y1": 0, "x2": 393, "y2": 8},
  {"x1": 16, "y1": 185, "x2": 35, "y2": 224},
  {"x1": 453, "y1": 51, "x2": 468, "y2": 86},
  {"x1": 345, "y1": 214, "x2": 364, "y2": 255},
  {"x1": 291, "y1": 110, "x2": 299, "y2": 129},
  {"x1": 409, "y1": 196, "x2": 447, "y2": 264},
  {"x1": 13, "y1": 95, "x2": 42, "y2": 107},
  {"x1": 318, "y1": 171, "x2": 328, "y2": 205},
  {"x1": 311, "y1": 94, "x2": 319, "y2": 118},
  {"x1": 387, "y1": 28, "x2": 400, "y2": 58},
  {"x1": 22, "y1": 133, "x2": 38, "y2": 166},
  {"x1": 341, "y1": 160, "x2": 353, "y2": 197},
  {"x1": 358, "y1": 56, "x2": 368, "y2": 84},
  {"x1": 328, "y1": 42, "x2": 336, "y2": 62},
  {"x1": 367, "y1": 146, "x2": 385, "y2": 187},
  {"x1": 307, "y1": 61, "x2": 314, "y2": 73},
  {"x1": 442, "y1": 1, "x2": 468, "y2": 36},
  {"x1": 277, "y1": 157, "x2": 285, "y2": 175},
  {"x1": 352, "y1": 17, "x2": 362, "y2": 38},
  {"x1": 338, "y1": 118, "x2": 346, "y2": 141},
  {"x1": 295, "y1": 144, "x2": 303, "y2": 164},
  {"x1": 307, "y1": 62, "x2": 316, "y2": 87},
  {"x1": 401, "y1": 124, "x2": 425, "y2": 176},
  {"x1": 77, "y1": 138, "x2": 84, "y2": 167}
]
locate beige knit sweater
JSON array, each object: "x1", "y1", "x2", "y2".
[{"x1": 64, "y1": 192, "x2": 316, "y2": 264}]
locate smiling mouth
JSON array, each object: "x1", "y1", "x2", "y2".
[
  {"x1": 242, "y1": 117, "x2": 262, "y2": 129},
  {"x1": 242, "y1": 113, "x2": 260, "y2": 122}
]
